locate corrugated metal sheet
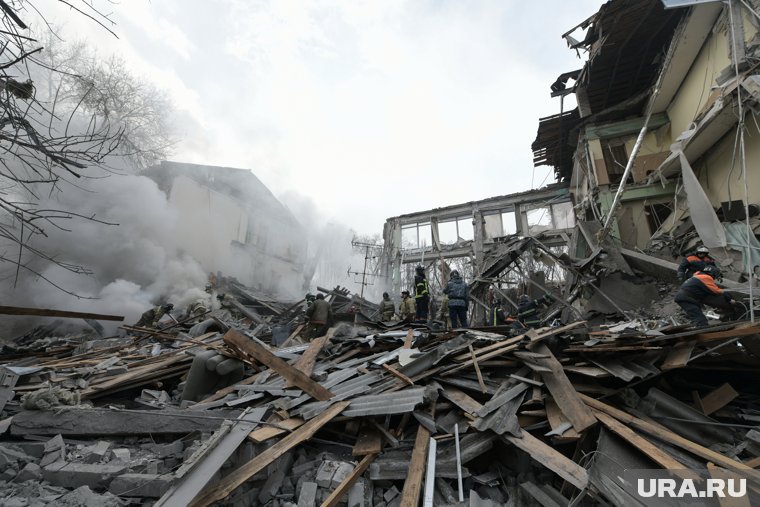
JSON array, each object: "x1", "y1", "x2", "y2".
[
  {"x1": 295, "y1": 372, "x2": 383, "y2": 419},
  {"x1": 341, "y1": 387, "x2": 427, "y2": 417}
]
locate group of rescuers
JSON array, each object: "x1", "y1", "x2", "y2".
[
  {"x1": 375, "y1": 265, "x2": 551, "y2": 331},
  {"x1": 136, "y1": 245, "x2": 739, "y2": 333},
  {"x1": 335, "y1": 246, "x2": 741, "y2": 332}
]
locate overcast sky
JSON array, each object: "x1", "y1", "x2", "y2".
[{"x1": 34, "y1": 0, "x2": 603, "y2": 236}]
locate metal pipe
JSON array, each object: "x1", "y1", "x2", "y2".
[{"x1": 454, "y1": 423, "x2": 464, "y2": 502}]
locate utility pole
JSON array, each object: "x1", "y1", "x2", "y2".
[{"x1": 348, "y1": 240, "x2": 383, "y2": 323}]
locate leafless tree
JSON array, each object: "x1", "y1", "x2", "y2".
[{"x1": 0, "y1": 1, "x2": 173, "y2": 295}]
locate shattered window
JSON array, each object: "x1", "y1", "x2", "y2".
[
  {"x1": 483, "y1": 212, "x2": 502, "y2": 239},
  {"x1": 401, "y1": 222, "x2": 432, "y2": 249},
  {"x1": 438, "y1": 220, "x2": 459, "y2": 245},
  {"x1": 501, "y1": 211, "x2": 517, "y2": 235},
  {"x1": 401, "y1": 225, "x2": 418, "y2": 248},
  {"x1": 457, "y1": 217, "x2": 474, "y2": 241},
  {"x1": 526, "y1": 206, "x2": 553, "y2": 234},
  {"x1": 551, "y1": 201, "x2": 575, "y2": 229}
]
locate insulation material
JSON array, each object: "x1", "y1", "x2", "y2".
[{"x1": 724, "y1": 222, "x2": 760, "y2": 276}]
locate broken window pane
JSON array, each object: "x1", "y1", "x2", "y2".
[
  {"x1": 457, "y1": 217, "x2": 474, "y2": 241},
  {"x1": 438, "y1": 220, "x2": 459, "y2": 245},
  {"x1": 417, "y1": 222, "x2": 431, "y2": 248},
  {"x1": 551, "y1": 201, "x2": 575, "y2": 229},
  {"x1": 526, "y1": 206, "x2": 553, "y2": 234},
  {"x1": 501, "y1": 211, "x2": 517, "y2": 235},
  {"x1": 401, "y1": 225, "x2": 418, "y2": 248}
]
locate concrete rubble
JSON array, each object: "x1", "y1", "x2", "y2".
[{"x1": 1, "y1": 258, "x2": 760, "y2": 506}]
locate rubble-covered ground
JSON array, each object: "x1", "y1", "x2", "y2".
[{"x1": 2, "y1": 269, "x2": 760, "y2": 507}]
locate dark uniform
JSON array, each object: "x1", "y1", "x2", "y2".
[
  {"x1": 305, "y1": 295, "x2": 333, "y2": 338},
  {"x1": 414, "y1": 267, "x2": 430, "y2": 322},
  {"x1": 517, "y1": 295, "x2": 550, "y2": 329},
  {"x1": 675, "y1": 270, "x2": 732, "y2": 327},
  {"x1": 677, "y1": 252, "x2": 716, "y2": 281}
]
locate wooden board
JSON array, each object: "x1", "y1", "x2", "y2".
[
  {"x1": 189, "y1": 401, "x2": 350, "y2": 507},
  {"x1": 503, "y1": 431, "x2": 588, "y2": 490},
  {"x1": 700, "y1": 383, "x2": 738, "y2": 416},
  {"x1": 193, "y1": 372, "x2": 262, "y2": 407},
  {"x1": 545, "y1": 398, "x2": 580, "y2": 442},
  {"x1": 285, "y1": 332, "x2": 331, "y2": 388},
  {"x1": 320, "y1": 453, "x2": 377, "y2": 507},
  {"x1": 247, "y1": 418, "x2": 304, "y2": 443},
  {"x1": 224, "y1": 330, "x2": 334, "y2": 401},
  {"x1": 693, "y1": 323, "x2": 760, "y2": 343},
  {"x1": 593, "y1": 411, "x2": 683, "y2": 470},
  {"x1": 399, "y1": 424, "x2": 431, "y2": 507},
  {"x1": 579, "y1": 393, "x2": 760, "y2": 482},
  {"x1": 439, "y1": 386, "x2": 484, "y2": 415},
  {"x1": 518, "y1": 343, "x2": 596, "y2": 433},
  {"x1": 0, "y1": 305, "x2": 124, "y2": 321},
  {"x1": 661, "y1": 340, "x2": 696, "y2": 371},
  {"x1": 353, "y1": 425, "x2": 383, "y2": 456}
]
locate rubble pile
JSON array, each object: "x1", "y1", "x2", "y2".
[{"x1": 3, "y1": 289, "x2": 760, "y2": 506}]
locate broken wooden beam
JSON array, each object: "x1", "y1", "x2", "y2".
[
  {"x1": 0, "y1": 305, "x2": 124, "y2": 321},
  {"x1": 502, "y1": 431, "x2": 588, "y2": 490},
  {"x1": 189, "y1": 401, "x2": 350, "y2": 507},
  {"x1": 399, "y1": 423, "x2": 431, "y2": 507},
  {"x1": 223, "y1": 329, "x2": 334, "y2": 401}
]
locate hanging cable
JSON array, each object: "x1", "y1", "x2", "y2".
[{"x1": 729, "y1": 0, "x2": 755, "y2": 323}]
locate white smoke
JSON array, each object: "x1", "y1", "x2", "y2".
[{"x1": 0, "y1": 173, "x2": 208, "y2": 337}]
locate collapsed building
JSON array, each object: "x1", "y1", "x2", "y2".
[
  {"x1": 144, "y1": 161, "x2": 307, "y2": 297},
  {"x1": 534, "y1": 0, "x2": 760, "y2": 286},
  {"x1": 5, "y1": 1, "x2": 760, "y2": 506}
]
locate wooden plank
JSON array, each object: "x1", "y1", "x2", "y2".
[
  {"x1": 0, "y1": 305, "x2": 124, "y2": 321},
  {"x1": 545, "y1": 398, "x2": 580, "y2": 442},
  {"x1": 517, "y1": 343, "x2": 596, "y2": 432},
  {"x1": 439, "y1": 386, "x2": 483, "y2": 415},
  {"x1": 224, "y1": 329, "x2": 334, "y2": 401},
  {"x1": 693, "y1": 323, "x2": 760, "y2": 343},
  {"x1": 503, "y1": 431, "x2": 588, "y2": 490},
  {"x1": 445, "y1": 322, "x2": 586, "y2": 375},
  {"x1": 593, "y1": 411, "x2": 683, "y2": 470},
  {"x1": 320, "y1": 453, "x2": 377, "y2": 507},
  {"x1": 353, "y1": 425, "x2": 383, "y2": 456},
  {"x1": 190, "y1": 401, "x2": 349, "y2": 507},
  {"x1": 382, "y1": 363, "x2": 414, "y2": 386},
  {"x1": 285, "y1": 332, "x2": 331, "y2": 388},
  {"x1": 247, "y1": 418, "x2": 304, "y2": 443},
  {"x1": 280, "y1": 323, "x2": 306, "y2": 348},
  {"x1": 661, "y1": 340, "x2": 696, "y2": 370},
  {"x1": 700, "y1": 383, "x2": 738, "y2": 416},
  {"x1": 404, "y1": 329, "x2": 414, "y2": 348},
  {"x1": 579, "y1": 393, "x2": 760, "y2": 481},
  {"x1": 744, "y1": 456, "x2": 760, "y2": 468},
  {"x1": 80, "y1": 354, "x2": 190, "y2": 399},
  {"x1": 469, "y1": 344, "x2": 487, "y2": 393},
  {"x1": 399, "y1": 424, "x2": 431, "y2": 507}
]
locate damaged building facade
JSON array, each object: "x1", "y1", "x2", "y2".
[
  {"x1": 381, "y1": 184, "x2": 577, "y2": 325},
  {"x1": 534, "y1": 0, "x2": 760, "y2": 284},
  {"x1": 144, "y1": 161, "x2": 307, "y2": 296}
]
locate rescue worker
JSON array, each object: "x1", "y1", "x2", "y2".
[
  {"x1": 414, "y1": 265, "x2": 430, "y2": 322},
  {"x1": 444, "y1": 270, "x2": 469, "y2": 328},
  {"x1": 185, "y1": 284, "x2": 214, "y2": 320},
  {"x1": 674, "y1": 265, "x2": 734, "y2": 327},
  {"x1": 438, "y1": 294, "x2": 451, "y2": 330},
  {"x1": 490, "y1": 298, "x2": 509, "y2": 326},
  {"x1": 517, "y1": 294, "x2": 550, "y2": 329},
  {"x1": 135, "y1": 303, "x2": 174, "y2": 328},
  {"x1": 677, "y1": 246, "x2": 716, "y2": 281},
  {"x1": 305, "y1": 293, "x2": 333, "y2": 339},
  {"x1": 399, "y1": 290, "x2": 416, "y2": 322},
  {"x1": 379, "y1": 292, "x2": 395, "y2": 321}
]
